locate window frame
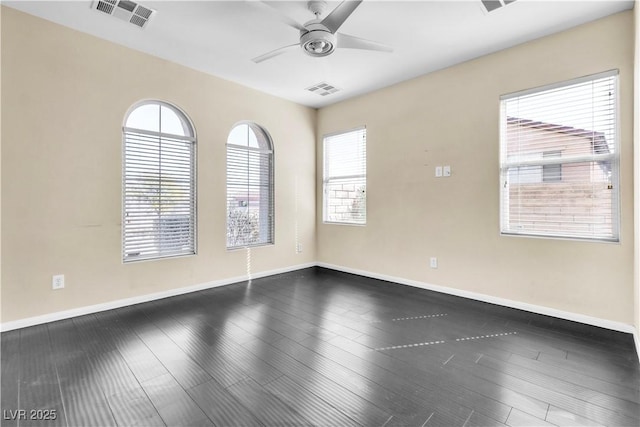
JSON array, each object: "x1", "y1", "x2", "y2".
[
  {"x1": 122, "y1": 100, "x2": 197, "y2": 262},
  {"x1": 499, "y1": 70, "x2": 620, "y2": 243},
  {"x1": 322, "y1": 126, "x2": 367, "y2": 226},
  {"x1": 225, "y1": 121, "x2": 275, "y2": 250}
]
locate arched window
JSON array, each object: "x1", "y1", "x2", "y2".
[
  {"x1": 226, "y1": 122, "x2": 274, "y2": 248},
  {"x1": 123, "y1": 101, "x2": 197, "y2": 261}
]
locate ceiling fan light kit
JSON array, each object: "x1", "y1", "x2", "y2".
[{"x1": 301, "y1": 25, "x2": 336, "y2": 57}]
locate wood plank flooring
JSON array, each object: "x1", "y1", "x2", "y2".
[{"x1": 1, "y1": 267, "x2": 639, "y2": 426}]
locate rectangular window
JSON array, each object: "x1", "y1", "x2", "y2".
[
  {"x1": 542, "y1": 151, "x2": 562, "y2": 183},
  {"x1": 500, "y1": 70, "x2": 619, "y2": 242},
  {"x1": 323, "y1": 127, "x2": 367, "y2": 225}
]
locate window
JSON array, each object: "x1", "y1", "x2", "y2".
[
  {"x1": 542, "y1": 151, "x2": 562, "y2": 183},
  {"x1": 226, "y1": 122, "x2": 274, "y2": 249},
  {"x1": 122, "y1": 101, "x2": 197, "y2": 261},
  {"x1": 500, "y1": 70, "x2": 619, "y2": 241},
  {"x1": 323, "y1": 127, "x2": 367, "y2": 225}
]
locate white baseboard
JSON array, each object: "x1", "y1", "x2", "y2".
[
  {"x1": 0, "y1": 262, "x2": 315, "y2": 332},
  {"x1": 634, "y1": 331, "x2": 640, "y2": 362},
  {"x1": 317, "y1": 262, "x2": 636, "y2": 335}
]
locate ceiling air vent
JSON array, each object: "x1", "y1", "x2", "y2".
[
  {"x1": 306, "y1": 82, "x2": 340, "y2": 97},
  {"x1": 92, "y1": 0, "x2": 155, "y2": 29},
  {"x1": 480, "y1": 0, "x2": 518, "y2": 14}
]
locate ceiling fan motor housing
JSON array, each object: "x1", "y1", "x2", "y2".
[{"x1": 300, "y1": 22, "x2": 336, "y2": 57}]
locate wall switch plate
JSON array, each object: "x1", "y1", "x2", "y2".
[
  {"x1": 443, "y1": 166, "x2": 451, "y2": 177},
  {"x1": 435, "y1": 166, "x2": 443, "y2": 177},
  {"x1": 296, "y1": 243, "x2": 302, "y2": 253},
  {"x1": 430, "y1": 257, "x2": 438, "y2": 269},
  {"x1": 52, "y1": 274, "x2": 64, "y2": 290}
]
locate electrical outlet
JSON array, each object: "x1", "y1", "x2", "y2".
[
  {"x1": 52, "y1": 274, "x2": 64, "y2": 290},
  {"x1": 296, "y1": 243, "x2": 303, "y2": 253},
  {"x1": 430, "y1": 257, "x2": 438, "y2": 269}
]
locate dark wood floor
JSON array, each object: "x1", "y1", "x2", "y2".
[{"x1": 1, "y1": 267, "x2": 639, "y2": 427}]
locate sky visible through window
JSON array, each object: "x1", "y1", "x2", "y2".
[
  {"x1": 126, "y1": 103, "x2": 189, "y2": 136},
  {"x1": 228, "y1": 124, "x2": 260, "y2": 148}
]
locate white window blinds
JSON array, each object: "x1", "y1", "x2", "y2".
[
  {"x1": 226, "y1": 123, "x2": 274, "y2": 249},
  {"x1": 123, "y1": 102, "x2": 197, "y2": 261},
  {"x1": 323, "y1": 127, "x2": 367, "y2": 225},
  {"x1": 500, "y1": 70, "x2": 619, "y2": 242}
]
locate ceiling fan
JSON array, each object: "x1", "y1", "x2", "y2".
[{"x1": 251, "y1": 0, "x2": 393, "y2": 63}]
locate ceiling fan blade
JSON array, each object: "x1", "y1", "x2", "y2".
[
  {"x1": 336, "y1": 33, "x2": 393, "y2": 53},
  {"x1": 246, "y1": 0, "x2": 306, "y2": 32},
  {"x1": 252, "y1": 44, "x2": 299, "y2": 63},
  {"x1": 321, "y1": 0, "x2": 363, "y2": 34}
]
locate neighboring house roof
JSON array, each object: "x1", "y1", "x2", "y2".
[
  {"x1": 507, "y1": 117, "x2": 611, "y2": 175},
  {"x1": 506, "y1": 117, "x2": 610, "y2": 155}
]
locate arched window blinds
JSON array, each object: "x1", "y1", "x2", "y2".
[
  {"x1": 226, "y1": 122, "x2": 274, "y2": 249},
  {"x1": 123, "y1": 101, "x2": 197, "y2": 261}
]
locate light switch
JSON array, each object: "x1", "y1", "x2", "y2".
[
  {"x1": 435, "y1": 166, "x2": 443, "y2": 177},
  {"x1": 443, "y1": 166, "x2": 451, "y2": 177},
  {"x1": 52, "y1": 274, "x2": 64, "y2": 290}
]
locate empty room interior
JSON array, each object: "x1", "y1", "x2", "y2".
[{"x1": 2, "y1": 0, "x2": 640, "y2": 426}]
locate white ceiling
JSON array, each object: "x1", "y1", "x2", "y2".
[{"x1": 4, "y1": 0, "x2": 635, "y2": 108}]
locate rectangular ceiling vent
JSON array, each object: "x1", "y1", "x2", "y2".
[
  {"x1": 306, "y1": 82, "x2": 340, "y2": 97},
  {"x1": 480, "y1": 0, "x2": 518, "y2": 14},
  {"x1": 92, "y1": 0, "x2": 155, "y2": 29}
]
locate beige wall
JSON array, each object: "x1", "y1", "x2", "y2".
[
  {"x1": 0, "y1": 7, "x2": 316, "y2": 323},
  {"x1": 317, "y1": 11, "x2": 635, "y2": 325}
]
